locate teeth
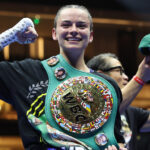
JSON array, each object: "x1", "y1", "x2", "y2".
[{"x1": 67, "y1": 38, "x2": 80, "y2": 41}]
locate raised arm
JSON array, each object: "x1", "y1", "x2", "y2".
[
  {"x1": 120, "y1": 56, "x2": 150, "y2": 113},
  {"x1": 0, "y1": 18, "x2": 38, "y2": 50}
]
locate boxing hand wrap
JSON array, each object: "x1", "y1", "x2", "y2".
[{"x1": 0, "y1": 18, "x2": 34, "y2": 50}]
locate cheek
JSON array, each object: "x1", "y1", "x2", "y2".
[
  {"x1": 115, "y1": 76, "x2": 124, "y2": 88},
  {"x1": 82, "y1": 33, "x2": 92, "y2": 44},
  {"x1": 82, "y1": 30, "x2": 91, "y2": 38},
  {"x1": 55, "y1": 28, "x2": 66, "y2": 37},
  {"x1": 110, "y1": 74, "x2": 122, "y2": 86},
  {"x1": 56, "y1": 32, "x2": 66, "y2": 43}
]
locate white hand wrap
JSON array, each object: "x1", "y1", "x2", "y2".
[{"x1": 0, "y1": 18, "x2": 34, "y2": 50}]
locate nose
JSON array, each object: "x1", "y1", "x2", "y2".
[
  {"x1": 122, "y1": 73, "x2": 129, "y2": 81},
  {"x1": 70, "y1": 24, "x2": 78, "y2": 36}
]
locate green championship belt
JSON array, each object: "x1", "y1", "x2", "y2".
[{"x1": 27, "y1": 54, "x2": 119, "y2": 150}]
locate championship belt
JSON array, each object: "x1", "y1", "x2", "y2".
[{"x1": 28, "y1": 54, "x2": 119, "y2": 150}]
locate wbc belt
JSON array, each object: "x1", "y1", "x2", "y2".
[{"x1": 38, "y1": 54, "x2": 119, "y2": 149}]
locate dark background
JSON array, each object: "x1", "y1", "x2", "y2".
[{"x1": 2, "y1": 0, "x2": 150, "y2": 12}]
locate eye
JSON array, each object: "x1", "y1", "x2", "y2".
[
  {"x1": 61, "y1": 21, "x2": 71, "y2": 28},
  {"x1": 77, "y1": 24, "x2": 87, "y2": 29},
  {"x1": 77, "y1": 22, "x2": 87, "y2": 29},
  {"x1": 61, "y1": 24, "x2": 70, "y2": 28}
]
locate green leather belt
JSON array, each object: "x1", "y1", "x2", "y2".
[{"x1": 28, "y1": 54, "x2": 119, "y2": 150}]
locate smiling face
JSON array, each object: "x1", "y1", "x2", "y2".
[{"x1": 52, "y1": 7, "x2": 93, "y2": 54}]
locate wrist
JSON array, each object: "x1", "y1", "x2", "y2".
[
  {"x1": 0, "y1": 18, "x2": 34, "y2": 50},
  {"x1": 133, "y1": 75, "x2": 145, "y2": 86},
  {"x1": 0, "y1": 27, "x2": 17, "y2": 50}
]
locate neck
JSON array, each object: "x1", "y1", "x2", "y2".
[{"x1": 60, "y1": 49, "x2": 90, "y2": 72}]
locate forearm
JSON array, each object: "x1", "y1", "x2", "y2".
[
  {"x1": 120, "y1": 77, "x2": 143, "y2": 114},
  {"x1": 0, "y1": 18, "x2": 34, "y2": 50}
]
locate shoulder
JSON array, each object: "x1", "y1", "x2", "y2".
[
  {"x1": 0, "y1": 58, "x2": 43, "y2": 71},
  {"x1": 125, "y1": 106, "x2": 149, "y2": 124},
  {"x1": 0, "y1": 59, "x2": 47, "y2": 79},
  {"x1": 11, "y1": 58, "x2": 41, "y2": 67},
  {"x1": 0, "y1": 58, "x2": 40, "y2": 67},
  {"x1": 127, "y1": 106, "x2": 149, "y2": 116}
]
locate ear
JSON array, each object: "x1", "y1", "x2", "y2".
[
  {"x1": 52, "y1": 28, "x2": 57, "y2": 40},
  {"x1": 97, "y1": 70, "x2": 108, "y2": 76},
  {"x1": 97, "y1": 70, "x2": 103, "y2": 73},
  {"x1": 89, "y1": 31, "x2": 93, "y2": 43}
]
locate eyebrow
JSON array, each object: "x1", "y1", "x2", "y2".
[
  {"x1": 61, "y1": 20, "x2": 88, "y2": 24},
  {"x1": 61, "y1": 20, "x2": 71, "y2": 23}
]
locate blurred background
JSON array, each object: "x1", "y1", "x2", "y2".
[{"x1": 0, "y1": 0, "x2": 150, "y2": 149}]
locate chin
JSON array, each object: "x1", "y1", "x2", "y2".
[
  {"x1": 65, "y1": 47, "x2": 83, "y2": 51},
  {"x1": 120, "y1": 84, "x2": 126, "y2": 89}
]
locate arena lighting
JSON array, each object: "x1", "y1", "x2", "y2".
[
  {"x1": 3, "y1": 45, "x2": 10, "y2": 60},
  {"x1": 1, "y1": 10, "x2": 150, "y2": 28}
]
